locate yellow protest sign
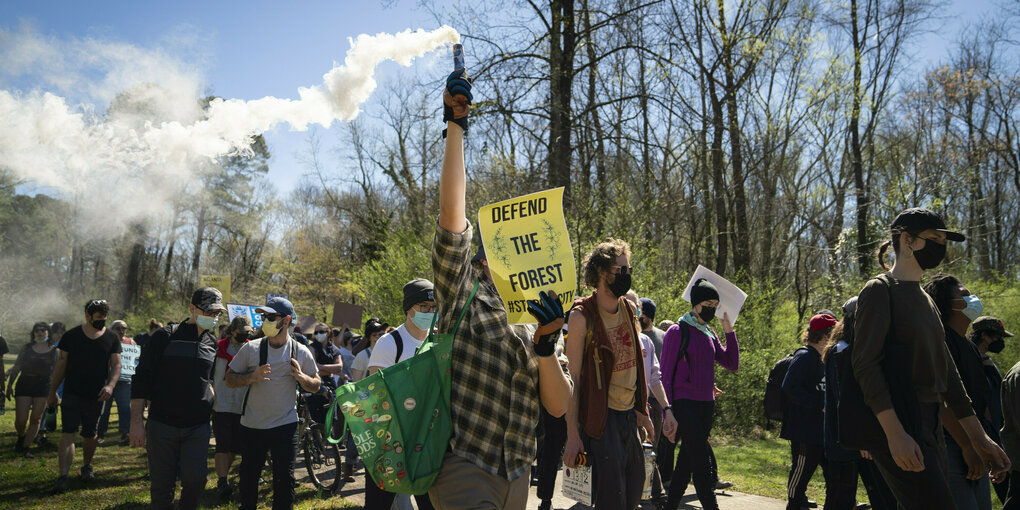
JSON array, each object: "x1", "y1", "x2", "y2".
[
  {"x1": 199, "y1": 275, "x2": 231, "y2": 304},
  {"x1": 478, "y1": 188, "x2": 577, "y2": 324}
]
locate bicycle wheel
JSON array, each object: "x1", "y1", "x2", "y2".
[{"x1": 303, "y1": 423, "x2": 340, "y2": 493}]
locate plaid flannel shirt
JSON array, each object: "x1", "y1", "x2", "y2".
[{"x1": 432, "y1": 221, "x2": 540, "y2": 480}]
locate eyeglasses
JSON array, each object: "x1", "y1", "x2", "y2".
[
  {"x1": 611, "y1": 265, "x2": 632, "y2": 275},
  {"x1": 314, "y1": 330, "x2": 329, "y2": 335},
  {"x1": 413, "y1": 304, "x2": 438, "y2": 313}
]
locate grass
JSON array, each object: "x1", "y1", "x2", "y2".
[{"x1": 0, "y1": 354, "x2": 357, "y2": 509}]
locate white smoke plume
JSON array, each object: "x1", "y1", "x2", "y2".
[{"x1": 0, "y1": 25, "x2": 460, "y2": 236}]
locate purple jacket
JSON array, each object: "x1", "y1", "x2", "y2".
[{"x1": 660, "y1": 321, "x2": 739, "y2": 402}]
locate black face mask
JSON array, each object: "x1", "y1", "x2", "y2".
[
  {"x1": 698, "y1": 306, "x2": 716, "y2": 323},
  {"x1": 639, "y1": 317, "x2": 651, "y2": 330},
  {"x1": 608, "y1": 272, "x2": 632, "y2": 298},
  {"x1": 235, "y1": 333, "x2": 250, "y2": 343},
  {"x1": 91, "y1": 319, "x2": 106, "y2": 330},
  {"x1": 912, "y1": 238, "x2": 946, "y2": 270},
  {"x1": 989, "y1": 338, "x2": 1006, "y2": 354}
]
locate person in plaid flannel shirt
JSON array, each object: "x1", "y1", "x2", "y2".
[{"x1": 426, "y1": 69, "x2": 573, "y2": 510}]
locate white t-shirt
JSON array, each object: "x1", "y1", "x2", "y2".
[
  {"x1": 228, "y1": 337, "x2": 318, "y2": 429},
  {"x1": 367, "y1": 324, "x2": 423, "y2": 371},
  {"x1": 350, "y1": 349, "x2": 372, "y2": 381}
]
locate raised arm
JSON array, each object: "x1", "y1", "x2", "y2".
[{"x1": 438, "y1": 70, "x2": 472, "y2": 234}]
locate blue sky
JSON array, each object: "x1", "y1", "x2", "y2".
[{"x1": 0, "y1": 0, "x2": 1003, "y2": 194}]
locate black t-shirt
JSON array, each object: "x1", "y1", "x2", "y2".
[
  {"x1": 310, "y1": 340, "x2": 341, "y2": 389},
  {"x1": 59, "y1": 326, "x2": 122, "y2": 399}
]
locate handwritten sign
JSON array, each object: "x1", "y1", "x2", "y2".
[
  {"x1": 226, "y1": 304, "x2": 264, "y2": 330},
  {"x1": 477, "y1": 188, "x2": 577, "y2": 324},
  {"x1": 199, "y1": 275, "x2": 231, "y2": 303},
  {"x1": 562, "y1": 464, "x2": 593, "y2": 506},
  {"x1": 121, "y1": 344, "x2": 141, "y2": 376}
]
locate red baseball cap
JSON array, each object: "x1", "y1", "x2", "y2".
[{"x1": 809, "y1": 314, "x2": 838, "y2": 332}]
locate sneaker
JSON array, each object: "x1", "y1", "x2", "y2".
[
  {"x1": 80, "y1": 464, "x2": 95, "y2": 482},
  {"x1": 806, "y1": 500, "x2": 818, "y2": 508},
  {"x1": 855, "y1": 503, "x2": 872, "y2": 510},
  {"x1": 120, "y1": 432, "x2": 130, "y2": 445},
  {"x1": 715, "y1": 480, "x2": 733, "y2": 491},
  {"x1": 52, "y1": 475, "x2": 69, "y2": 494},
  {"x1": 217, "y1": 478, "x2": 231, "y2": 501},
  {"x1": 538, "y1": 500, "x2": 552, "y2": 510},
  {"x1": 342, "y1": 462, "x2": 356, "y2": 483},
  {"x1": 15, "y1": 436, "x2": 26, "y2": 452}
]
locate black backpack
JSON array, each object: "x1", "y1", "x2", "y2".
[
  {"x1": 390, "y1": 330, "x2": 405, "y2": 364},
  {"x1": 764, "y1": 347, "x2": 810, "y2": 421},
  {"x1": 240, "y1": 337, "x2": 297, "y2": 416}
]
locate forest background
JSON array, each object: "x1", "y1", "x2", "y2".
[{"x1": 3, "y1": 0, "x2": 1020, "y2": 433}]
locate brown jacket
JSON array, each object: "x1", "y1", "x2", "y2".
[{"x1": 572, "y1": 294, "x2": 648, "y2": 439}]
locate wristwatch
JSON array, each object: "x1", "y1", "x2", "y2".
[{"x1": 663, "y1": 405, "x2": 673, "y2": 412}]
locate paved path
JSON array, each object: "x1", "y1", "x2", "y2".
[{"x1": 327, "y1": 464, "x2": 787, "y2": 510}]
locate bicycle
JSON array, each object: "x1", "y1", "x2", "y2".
[{"x1": 296, "y1": 388, "x2": 341, "y2": 494}]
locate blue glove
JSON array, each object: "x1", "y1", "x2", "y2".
[
  {"x1": 526, "y1": 290, "x2": 564, "y2": 357},
  {"x1": 443, "y1": 69, "x2": 472, "y2": 137}
]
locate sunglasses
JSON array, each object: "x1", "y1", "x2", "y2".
[
  {"x1": 611, "y1": 265, "x2": 632, "y2": 275},
  {"x1": 261, "y1": 313, "x2": 282, "y2": 322}
]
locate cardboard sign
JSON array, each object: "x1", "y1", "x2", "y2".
[
  {"x1": 227, "y1": 304, "x2": 264, "y2": 330},
  {"x1": 332, "y1": 302, "x2": 365, "y2": 329},
  {"x1": 681, "y1": 265, "x2": 748, "y2": 324},
  {"x1": 562, "y1": 464, "x2": 593, "y2": 506},
  {"x1": 477, "y1": 188, "x2": 577, "y2": 324},
  {"x1": 199, "y1": 275, "x2": 231, "y2": 303},
  {"x1": 121, "y1": 344, "x2": 141, "y2": 376},
  {"x1": 296, "y1": 315, "x2": 318, "y2": 334}
]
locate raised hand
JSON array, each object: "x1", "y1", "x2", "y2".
[
  {"x1": 443, "y1": 69, "x2": 472, "y2": 135},
  {"x1": 527, "y1": 290, "x2": 565, "y2": 357}
]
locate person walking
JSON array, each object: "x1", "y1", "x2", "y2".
[
  {"x1": 226, "y1": 296, "x2": 321, "y2": 510},
  {"x1": 427, "y1": 67, "x2": 572, "y2": 509},
  {"x1": 362, "y1": 279, "x2": 438, "y2": 510},
  {"x1": 782, "y1": 313, "x2": 836, "y2": 510},
  {"x1": 211, "y1": 316, "x2": 255, "y2": 501},
  {"x1": 660, "y1": 278, "x2": 739, "y2": 510},
  {"x1": 129, "y1": 288, "x2": 223, "y2": 510},
  {"x1": 7, "y1": 322, "x2": 58, "y2": 457},
  {"x1": 971, "y1": 316, "x2": 1013, "y2": 501},
  {"x1": 852, "y1": 208, "x2": 1008, "y2": 509},
  {"x1": 47, "y1": 299, "x2": 122, "y2": 493},
  {"x1": 96, "y1": 320, "x2": 136, "y2": 444}
]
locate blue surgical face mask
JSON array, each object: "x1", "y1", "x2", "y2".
[
  {"x1": 411, "y1": 310, "x2": 436, "y2": 331},
  {"x1": 34, "y1": 336, "x2": 49, "y2": 344},
  {"x1": 960, "y1": 295, "x2": 983, "y2": 322},
  {"x1": 196, "y1": 314, "x2": 219, "y2": 332}
]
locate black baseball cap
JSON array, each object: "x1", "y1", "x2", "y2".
[
  {"x1": 972, "y1": 316, "x2": 1014, "y2": 338},
  {"x1": 364, "y1": 318, "x2": 389, "y2": 337},
  {"x1": 890, "y1": 208, "x2": 965, "y2": 242}
]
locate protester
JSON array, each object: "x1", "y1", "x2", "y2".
[
  {"x1": 308, "y1": 322, "x2": 341, "y2": 424},
  {"x1": 924, "y1": 274, "x2": 997, "y2": 510},
  {"x1": 852, "y1": 208, "x2": 1008, "y2": 508},
  {"x1": 226, "y1": 296, "x2": 320, "y2": 510},
  {"x1": 47, "y1": 299, "x2": 122, "y2": 493},
  {"x1": 640, "y1": 297, "x2": 666, "y2": 358},
  {"x1": 50, "y1": 322, "x2": 66, "y2": 346},
  {"x1": 0, "y1": 329, "x2": 9, "y2": 416},
  {"x1": 660, "y1": 278, "x2": 739, "y2": 510},
  {"x1": 821, "y1": 298, "x2": 897, "y2": 510},
  {"x1": 1000, "y1": 351, "x2": 1020, "y2": 509},
  {"x1": 333, "y1": 326, "x2": 354, "y2": 384},
  {"x1": 782, "y1": 313, "x2": 836, "y2": 510},
  {"x1": 211, "y1": 316, "x2": 255, "y2": 501},
  {"x1": 96, "y1": 320, "x2": 136, "y2": 444},
  {"x1": 971, "y1": 316, "x2": 1013, "y2": 501},
  {"x1": 363, "y1": 280, "x2": 437, "y2": 510},
  {"x1": 628, "y1": 291, "x2": 679, "y2": 505},
  {"x1": 535, "y1": 331, "x2": 569, "y2": 510},
  {"x1": 133, "y1": 319, "x2": 163, "y2": 349},
  {"x1": 127, "y1": 288, "x2": 221, "y2": 509},
  {"x1": 350, "y1": 320, "x2": 385, "y2": 382},
  {"x1": 6, "y1": 322, "x2": 58, "y2": 457},
  {"x1": 658, "y1": 320, "x2": 675, "y2": 331},
  {"x1": 41, "y1": 321, "x2": 66, "y2": 440},
  {"x1": 427, "y1": 68, "x2": 572, "y2": 509}
]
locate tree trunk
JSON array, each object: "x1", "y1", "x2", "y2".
[
  {"x1": 850, "y1": 0, "x2": 869, "y2": 274},
  {"x1": 191, "y1": 205, "x2": 207, "y2": 287},
  {"x1": 709, "y1": 83, "x2": 729, "y2": 274},
  {"x1": 549, "y1": 0, "x2": 576, "y2": 200},
  {"x1": 123, "y1": 222, "x2": 146, "y2": 311}
]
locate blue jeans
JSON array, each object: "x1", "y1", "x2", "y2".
[
  {"x1": 97, "y1": 380, "x2": 132, "y2": 438},
  {"x1": 946, "y1": 436, "x2": 992, "y2": 510}
]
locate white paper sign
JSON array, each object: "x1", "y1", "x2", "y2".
[
  {"x1": 681, "y1": 265, "x2": 748, "y2": 324},
  {"x1": 120, "y1": 344, "x2": 141, "y2": 376},
  {"x1": 562, "y1": 464, "x2": 593, "y2": 506},
  {"x1": 227, "y1": 304, "x2": 264, "y2": 329}
]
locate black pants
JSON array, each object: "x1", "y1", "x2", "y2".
[
  {"x1": 656, "y1": 417, "x2": 677, "y2": 489},
  {"x1": 859, "y1": 458, "x2": 898, "y2": 510},
  {"x1": 239, "y1": 422, "x2": 298, "y2": 510},
  {"x1": 788, "y1": 441, "x2": 825, "y2": 510},
  {"x1": 364, "y1": 473, "x2": 435, "y2": 510},
  {"x1": 584, "y1": 409, "x2": 644, "y2": 510},
  {"x1": 997, "y1": 475, "x2": 1012, "y2": 506},
  {"x1": 536, "y1": 405, "x2": 567, "y2": 501},
  {"x1": 869, "y1": 403, "x2": 955, "y2": 510},
  {"x1": 823, "y1": 457, "x2": 898, "y2": 510},
  {"x1": 666, "y1": 399, "x2": 718, "y2": 510},
  {"x1": 146, "y1": 420, "x2": 210, "y2": 510}
]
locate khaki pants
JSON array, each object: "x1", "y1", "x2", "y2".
[{"x1": 428, "y1": 452, "x2": 529, "y2": 510}]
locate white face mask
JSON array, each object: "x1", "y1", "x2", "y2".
[{"x1": 315, "y1": 332, "x2": 328, "y2": 343}]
